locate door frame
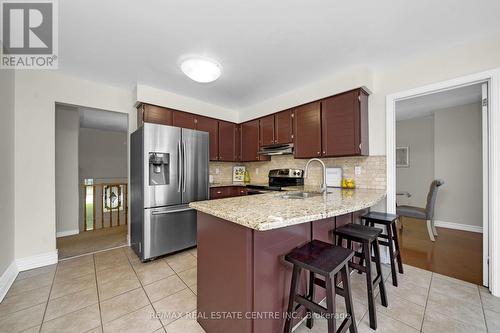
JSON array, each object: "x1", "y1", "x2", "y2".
[{"x1": 386, "y1": 68, "x2": 500, "y2": 295}]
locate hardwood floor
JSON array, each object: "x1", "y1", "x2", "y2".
[
  {"x1": 56, "y1": 225, "x2": 127, "y2": 259},
  {"x1": 398, "y1": 216, "x2": 483, "y2": 285}
]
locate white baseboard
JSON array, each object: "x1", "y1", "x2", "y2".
[
  {"x1": 56, "y1": 229, "x2": 79, "y2": 238},
  {"x1": 16, "y1": 250, "x2": 59, "y2": 272},
  {"x1": 0, "y1": 261, "x2": 19, "y2": 302},
  {"x1": 434, "y1": 220, "x2": 483, "y2": 233}
]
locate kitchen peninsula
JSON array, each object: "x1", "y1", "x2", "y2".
[{"x1": 189, "y1": 187, "x2": 385, "y2": 333}]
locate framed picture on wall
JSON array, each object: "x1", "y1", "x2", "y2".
[
  {"x1": 233, "y1": 166, "x2": 246, "y2": 182},
  {"x1": 396, "y1": 146, "x2": 410, "y2": 168}
]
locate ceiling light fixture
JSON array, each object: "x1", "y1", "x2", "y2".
[{"x1": 180, "y1": 57, "x2": 222, "y2": 83}]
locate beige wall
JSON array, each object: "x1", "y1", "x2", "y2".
[
  {"x1": 79, "y1": 128, "x2": 128, "y2": 231},
  {"x1": 0, "y1": 70, "x2": 16, "y2": 276},
  {"x1": 396, "y1": 116, "x2": 435, "y2": 207},
  {"x1": 237, "y1": 35, "x2": 500, "y2": 156},
  {"x1": 434, "y1": 103, "x2": 482, "y2": 227},
  {"x1": 370, "y1": 35, "x2": 500, "y2": 155},
  {"x1": 136, "y1": 84, "x2": 239, "y2": 123},
  {"x1": 55, "y1": 106, "x2": 80, "y2": 235},
  {"x1": 79, "y1": 128, "x2": 128, "y2": 180},
  {"x1": 396, "y1": 103, "x2": 482, "y2": 227},
  {"x1": 14, "y1": 71, "x2": 136, "y2": 260}
]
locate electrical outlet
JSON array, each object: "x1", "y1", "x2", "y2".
[
  {"x1": 215, "y1": 168, "x2": 220, "y2": 175},
  {"x1": 354, "y1": 166, "x2": 362, "y2": 176}
]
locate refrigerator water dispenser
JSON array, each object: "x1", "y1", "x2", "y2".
[{"x1": 149, "y1": 152, "x2": 169, "y2": 185}]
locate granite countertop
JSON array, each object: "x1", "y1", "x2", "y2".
[
  {"x1": 190, "y1": 187, "x2": 386, "y2": 231},
  {"x1": 209, "y1": 182, "x2": 245, "y2": 188},
  {"x1": 209, "y1": 182, "x2": 270, "y2": 188}
]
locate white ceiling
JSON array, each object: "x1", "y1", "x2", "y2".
[
  {"x1": 79, "y1": 108, "x2": 128, "y2": 132},
  {"x1": 60, "y1": 0, "x2": 500, "y2": 109},
  {"x1": 396, "y1": 84, "x2": 482, "y2": 121}
]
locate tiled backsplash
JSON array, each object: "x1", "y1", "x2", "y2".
[
  {"x1": 209, "y1": 155, "x2": 386, "y2": 190},
  {"x1": 208, "y1": 162, "x2": 238, "y2": 184}
]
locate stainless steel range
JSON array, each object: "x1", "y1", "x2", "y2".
[{"x1": 246, "y1": 169, "x2": 304, "y2": 195}]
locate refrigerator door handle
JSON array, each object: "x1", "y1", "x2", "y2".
[
  {"x1": 183, "y1": 141, "x2": 187, "y2": 192},
  {"x1": 151, "y1": 207, "x2": 193, "y2": 215},
  {"x1": 177, "y1": 141, "x2": 182, "y2": 192}
]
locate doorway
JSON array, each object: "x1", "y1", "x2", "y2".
[
  {"x1": 394, "y1": 83, "x2": 484, "y2": 284},
  {"x1": 55, "y1": 104, "x2": 129, "y2": 259},
  {"x1": 386, "y1": 70, "x2": 500, "y2": 293}
]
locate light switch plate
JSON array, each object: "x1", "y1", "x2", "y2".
[
  {"x1": 215, "y1": 168, "x2": 220, "y2": 174},
  {"x1": 255, "y1": 168, "x2": 259, "y2": 175},
  {"x1": 355, "y1": 166, "x2": 362, "y2": 176}
]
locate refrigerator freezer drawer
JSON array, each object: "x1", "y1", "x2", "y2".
[{"x1": 142, "y1": 205, "x2": 197, "y2": 260}]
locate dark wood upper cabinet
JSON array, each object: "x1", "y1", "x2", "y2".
[
  {"x1": 195, "y1": 116, "x2": 219, "y2": 161},
  {"x1": 240, "y1": 120, "x2": 260, "y2": 162},
  {"x1": 259, "y1": 115, "x2": 275, "y2": 146},
  {"x1": 138, "y1": 104, "x2": 173, "y2": 127},
  {"x1": 321, "y1": 88, "x2": 369, "y2": 157},
  {"x1": 218, "y1": 121, "x2": 238, "y2": 161},
  {"x1": 235, "y1": 124, "x2": 241, "y2": 162},
  {"x1": 172, "y1": 111, "x2": 196, "y2": 129},
  {"x1": 138, "y1": 87, "x2": 368, "y2": 161},
  {"x1": 275, "y1": 109, "x2": 294, "y2": 144},
  {"x1": 293, "y1": 101, "x2": 322, "y2": 158}
]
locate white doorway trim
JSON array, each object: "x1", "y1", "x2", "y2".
[{"x1": 386, "y1": 68, "x2": 500, "y2": 296}]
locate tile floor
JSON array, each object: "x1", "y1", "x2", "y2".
[
  {"x1": 1, "y1": 246, "x2": 499, "y2": 333},
  {"x1": 56, "y1": 225, "x2": 128, "y2": 259}
]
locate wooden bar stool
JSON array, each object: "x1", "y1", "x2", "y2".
[
  {"x1": 283, "y1": 240, "x2": 358, "y2": 333},
  {"x1": 333, "y1": 224, "x2": 388, "y2": 330},
  {"x1": 361, "y1": 212, "x2": 404, "y2": 287}
]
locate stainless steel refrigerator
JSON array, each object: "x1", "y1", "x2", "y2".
[{"x1": 130, "y1": 123, "x2": 209, "y2": 261}]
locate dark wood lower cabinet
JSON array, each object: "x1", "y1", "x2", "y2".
[
  {"x1": 209, "y1": 187, "x2": 229, "y2": 199},
  {"x1": 197, "y1": 209, "x2": 367, "y2": 333},
  {"x1": 210, "y1": 186, "x2": 247, "y2": 199}
]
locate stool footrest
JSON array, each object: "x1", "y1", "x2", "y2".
[
  {"x1": 373, "y1": 274, "x2": 382, "y2": 286},
  {"x1": 295, "y1": 295, "x2": 328, "y2": 316},
  {"x1": 313, "y1": 277, "x2": 346, "y2": 298},
  {"x1": 338, "y1": 317, "x2": 353, "y2": 333},
  {"x1": 348, "y1": 261, "x2": 366, "y2": 273}
]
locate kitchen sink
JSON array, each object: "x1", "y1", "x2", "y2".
[{"x1": 280, "y1": 192, "x2": 323, "y2": 199}]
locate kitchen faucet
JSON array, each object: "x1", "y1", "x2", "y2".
[{"x1": 304, "y1": 158, "x2": 327, "y2": 193}]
